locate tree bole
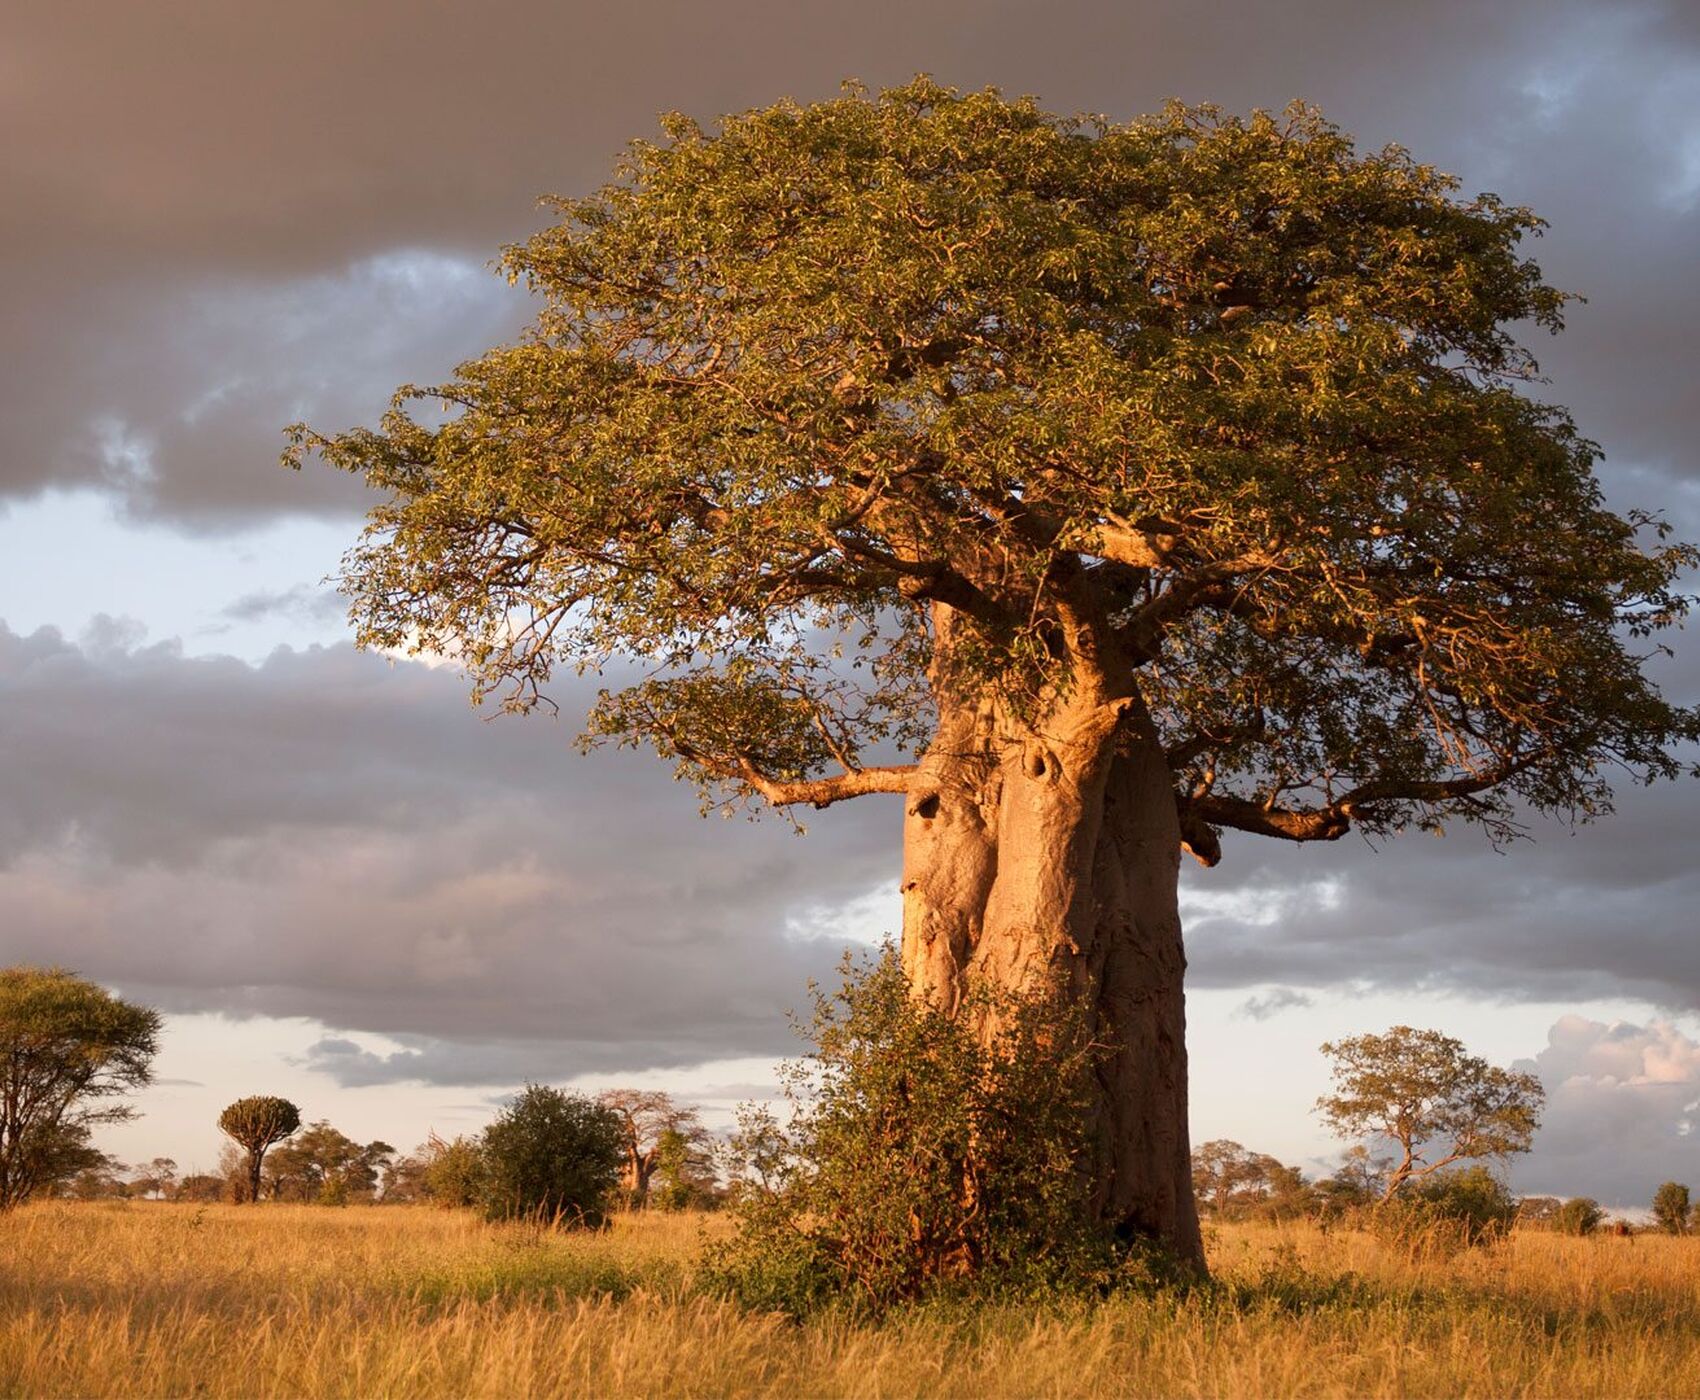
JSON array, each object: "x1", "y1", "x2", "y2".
[{"x1": 900, "y1": 694, "x2": 1205, "y2": 1270}]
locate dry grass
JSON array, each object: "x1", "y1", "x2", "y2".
[{"x1": 3, "y1": 1201, "x2": 1699, "y2": 1397}]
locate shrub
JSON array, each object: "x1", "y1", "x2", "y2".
[
  {"x1": 706, "y1": 949, "x2": 1157, "y2": 1316},
  {"x1": 1365, "y1": 1166, "x2": 1516, "y2": 1254},
  {"x1": 478, "y1": 1085, "x2": 623, "y2": 1227},
  {"x1": 1553, "y1": 1197, "x2": 1604, "y2": 1236},
  {"x1": 1652, "y1": 1181, "x2": 1690, "y2": 1235},
  {"x1": 1409, "y1": 1166, "x2": 1518, "y2": 1243},
  {"x1": 419, "y1": 1134, "x2": 488, "y2": 1209}
]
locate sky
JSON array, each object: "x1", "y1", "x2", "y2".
[{"x1": 3, "y1": 0, "x2": 1698, "y2": 1206}]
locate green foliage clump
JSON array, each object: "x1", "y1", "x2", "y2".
[
  {"x1": 0, "y1": 968, "x2": 161, "y2": 1210},
  {"x1": 1405, "y1": 1166, "x2": 1518, "y2": 1245},
  {"x1": 1652, "y1": 1181, "x2": 1690, "y2": 1235},
  {"x1": 1553, "y1": 1197, "x2": 1605, "y2": 1236},
  {"x1": 479, "y1": 1085, "x2": 624, "y2": 1228},
  {"x1": 707, "y1": 951, "x2": 1161, "y2": 1316},
  {"x1": 419, "y1": 1134, "x2": 489, "y2": 1209}
]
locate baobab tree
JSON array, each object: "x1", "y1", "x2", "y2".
[
  {"x1": 292, "y1": 81, "x2": 1698, "y2": 1269},
  {"x1": 597, "y1": 1090, "x2": 709, "y2": 1208}
]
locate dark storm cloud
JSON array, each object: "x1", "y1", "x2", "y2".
[
  {"x1": 0, "y1": 623, "x2": 896, "y2": 1074},
  {"x1": 1, "y1": 621, "x2": 1696, "y2": 1089},
  {"x1": 2, "y1": 0, "x2": 1696, "y2": 522},
  {"x1": 1182, "y1": 763, "x2": 1700, "y2": 1010}
]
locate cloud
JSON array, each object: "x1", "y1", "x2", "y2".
[
  {"x1": 2, "y1": 620, "x2": 1696, "y2": 1092},
  {"x1": 0, "y1": 623, "x2": 895, "y2": 1078},
  {"x1": 220, "y1": 585, "x2": 345, "y2": 627},
  {"x1": 1516, "y1": 1016, "x2": 1700, "y2": 1205},
  {"x1": 2, "y1": 1, "x2": 1697, "y2": 526},
  {"x1": 1235, "y1": 987, "x2": 1314, "y2": 1021}
]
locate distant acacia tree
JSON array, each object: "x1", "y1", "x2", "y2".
[
  {"x1": 597, "y1": 1090, "x2": 710, "y2": 1208},
  {"x1": 217, "y1": 1096, "x2": 301, "y2": 1205},
  {"x1": 263, "y1": 1121, "x2": 395, "y2": 1204},
  {"x1": 175, "y1": 1173, "x2": 226, "y2": 1204},
  {"x1": 0, "y1": 967, "x2": 161, "y2": 1210},
  {"x1": 1316, "y1": 1026, "x2": 1543, "y2": 1202},
  {"x1": 133, "y1": 1156, "x2": 178, "y2": 1201},
  {"x1": 296, "y1": 80, "x2": 1699, "y2": 1267},
  {"x1": 1190, "y1": 1139, "x2": 1308, "y2": 1219},
  {"x1": 1652, "y1": 1181, "x2": 1691, "y2": 1236}
]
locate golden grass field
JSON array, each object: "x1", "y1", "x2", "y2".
[{"x1": 3, "y1": 1201, "x2": 1698, "y2": 1398}]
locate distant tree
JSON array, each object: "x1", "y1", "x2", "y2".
[
  {"x1": 62, "y1": 1152, "x2": 129, "y2": 1202},
  {"x1": 263, "y1": 1121, "x2": 395, "y2": 1204},
  {"x1": 1189, "y1": 1139, "x2": 1309, "y2": 1219},
  {"x1": 651, "y1": 1125, "x2": 721, "y2": 1210},
  {"x1": 1554, "y1": 1197, "x2": 1604, "y2": 1236},
  {"x1": 378, "y1": 1147, "x2": 430, "y2": 1204},
  {"x1": 418, "y1": 1133, "x2": 488, "y2": 1209},
  {"x1": 1515, "y1": 1195, "x2": 1564, "y2": 1229},
  {"x1": 479, "y1": 1085, "x2": 624, "y2": 1226},
  {"x1": 217, "y1": 1096, "x2": 301, "y2": 1205},
  {"x1": 175, "y1": 1173, "x2": 226, "y2": 1204},
  {"x1": 1317, "y1": 1027, "x2": 1544, "y2": 1202},
  {"x1": 598, "y1": 1090, "x2": 711, "y2": 1208},
  {"x1": 1652, "y1": 1181, "x2": 1691, "y2": 1235},
  {"x1": 131, "y1": 1156, "x2": 178, "y2": 1201},
  {"x1": 0, "y1": 967, "x2": 161, "y2": 1210}
]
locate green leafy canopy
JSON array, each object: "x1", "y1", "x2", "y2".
[{"x1": 291, "y1": 78, "x2": 1697, "y2": 853}]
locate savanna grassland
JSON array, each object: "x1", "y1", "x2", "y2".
[{"x1": 4, "y1": 1203, "x2": 1699, "y2": 1398}]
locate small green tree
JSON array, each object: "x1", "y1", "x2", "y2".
[
  {"x1": 708, "y1": 950, "x2": 1138, "y2": 1316},
  {"x1": 597, "y1": 1089, "x2": 711, "y2": 1209},
  {"x1": 651, "y1": 1126, "x2": 719, "y2": 1210},
  {"x1": 1554, "y1": 1197, "x2": 1604, "y2": 1236},
  {"x1": 1652, "y1": 1181, "x2": 1691, "y2": 1235},
  {"x1": 479, "y1": 1085, "x2": 624, "y2": 1226},
  {"x1": 0, "y1": 968, "x2": 161, "y2": 1210},
  {"x1": 217, "y1": 1096, "x2": 301, "y2": 1205},
  {"x1": 418, "y1": 1133, "x2": 488, "y2": 1209},
  {"x1": 1316, "y1": 1027, "x2": 1544, "y2": 1202}
]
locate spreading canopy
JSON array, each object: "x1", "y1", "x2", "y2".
[
  {"x1": 293, "y1": 80, "x2": 1697, "y2": 858},
  {"x1": 0, "y1": 967, "x2": 161, "y2": 1210},
  {"x1": 1316, "y1": 1025, "x2": 1544, "y2": 1200}
]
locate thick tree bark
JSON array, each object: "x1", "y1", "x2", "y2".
[{"x1": 899, "y1": 685, "x2": 1205, "y2": 1271}]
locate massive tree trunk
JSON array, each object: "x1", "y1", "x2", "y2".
[{"x1": 899, "y1": 678, "x2": 1205, "y2": 1271}]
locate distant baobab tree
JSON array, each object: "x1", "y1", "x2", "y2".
[
  {"x1": 293, "y1": 79, "x2": 1698, "y2": 1272},
  {"x1": 217, "y1": 1096, "x2": 301, "y2": 1204},
  {"x1": 597, "y1": 1090, "x2": 709, "y2": 1209}
]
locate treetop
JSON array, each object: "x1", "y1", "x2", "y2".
[{"x1": 293, "y1": 78, "x2": 1697, "y2": 858}]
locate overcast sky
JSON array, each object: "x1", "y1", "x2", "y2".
[{"x1": 3, "y1": 0, "x2": 1697, "y2": 1207}]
